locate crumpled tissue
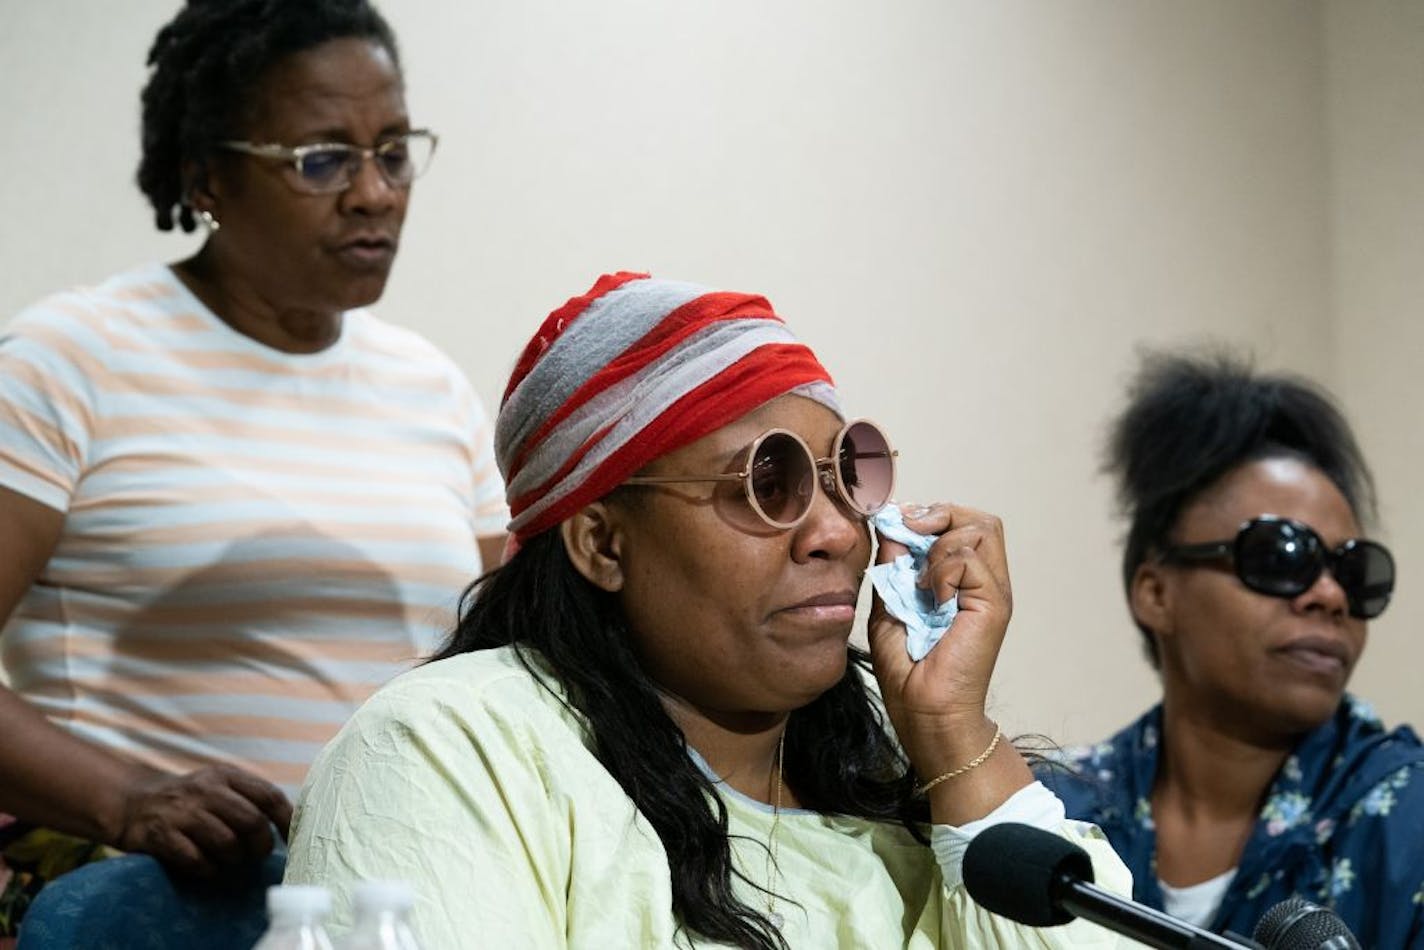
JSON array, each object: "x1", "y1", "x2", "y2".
[{"x1": 868, "y1": 503, "x2": 958, "y2": 661}]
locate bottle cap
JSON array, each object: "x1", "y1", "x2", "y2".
[
  {"x1": 267, "y1": 884, "x2": 332, "y2": 917},
  {"x1": 352, "y1": 879, "x2": 416, "y2": 912}
]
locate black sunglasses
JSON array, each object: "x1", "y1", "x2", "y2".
[{"x1": 1158, "y1": 515, "x2": 1395, "y2": 620}]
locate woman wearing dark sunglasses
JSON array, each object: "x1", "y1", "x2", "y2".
[
  {"x1": 286, "y1": 273, "x2": 1133, "y2": 948},
  {"x1": 0, "y1": 0, "x2": 506, "y2": 937},
  {"x1": 1042, "y1": 353, "x2": 1423, "y2": 948}
]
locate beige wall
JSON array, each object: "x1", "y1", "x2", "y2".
[
  {"x1": 1, "y1": 1, "x2": 1417, "y2": 742},
  {"x1": 1322, "y1": 1, "x2": 1424, "y2": 731}
]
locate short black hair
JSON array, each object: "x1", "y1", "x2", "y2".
[
  {"x1": 137, "y1": 0, "x2": 400, "y2": 233},
  {"x1": 1104, "y1": 349, "x2": 1377, "y2": 666}
]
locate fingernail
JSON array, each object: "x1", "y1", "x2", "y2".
[{"x1": 901, "y1": 503, "x2": 929, "y2": 519}]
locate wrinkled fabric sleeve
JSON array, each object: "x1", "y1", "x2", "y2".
[
  {"x1": 284, "y1": 680, "x2": 569, "y2": 949},
  {"x1": 931, "y1": 782, "x2": 1136, "y2": 947}
]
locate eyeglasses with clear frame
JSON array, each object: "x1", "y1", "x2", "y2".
[
  {"x1": 623, "y1": 418, "x2": 898, "y2": 530},
  {"x1": 218, "y1": 129, "x2": 439, "y2": 195}
]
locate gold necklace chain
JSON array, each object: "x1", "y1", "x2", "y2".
[{"x1": 765, "y1": 728, "x2": 785, "y2": 929}]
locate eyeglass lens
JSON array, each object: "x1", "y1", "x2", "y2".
[
  {"x1": 1235, "y1": 519, "x2": 1395, "y2": 619},
  {"x1": 1236, "y1": 521, "x2": 1322, "y2": 597},
  {"x1": 838, "y1": 421, "x2": 895, "y2": 515},
  {"x1": 748, "y1": 433, "x2": 815, "y2": 528},
  {"x1": 297, "y1": 134, "x2": 435, "y2": 190},
  {"x1": 746, "y1": 422, "x2": 894, "y2": 528},
  {"x1": 1332, "y1": 541, "x2": 1395, "y2": 619}
]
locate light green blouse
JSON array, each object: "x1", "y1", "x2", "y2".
[{"x1": 286, "y1": 647, "x2": 1132, "y2": 948}]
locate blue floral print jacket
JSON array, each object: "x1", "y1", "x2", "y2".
[{"x1": 1040, "y1": 697, "x2": 1424, "y2": 948}]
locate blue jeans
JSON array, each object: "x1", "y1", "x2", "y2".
[{"x1": 17, "y1": 851, "x2": 285, "y2": 949}]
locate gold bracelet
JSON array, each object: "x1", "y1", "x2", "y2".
[{"x1": 914, "y1": 727, "x2": 1003, "y2": 796}]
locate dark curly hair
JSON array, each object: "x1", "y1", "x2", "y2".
[
  {"x1": 137, "y1": 0, "x2": 399, "y2": 232},
  {"x1": 433, "y1": 527, "x2": 931, "y2": 950},
  {"x1": 1104, "y1": 349, "x2": 1377, "y2": 667}
]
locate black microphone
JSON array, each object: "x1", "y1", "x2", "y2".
[
  {"x1": 962, "y1": 822, "x2": 1258, "y2": 949},
  {"x1": 1253, "y1": 897, "x2": 1360, "y2": 950}
]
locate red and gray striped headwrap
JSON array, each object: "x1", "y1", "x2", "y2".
[{"x1": 497, "y1": 272, "x2": 842, "y2": 547}]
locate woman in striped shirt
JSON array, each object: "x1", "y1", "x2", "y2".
[{"x1": 0, "y1": 0, "x2": 506, "y2": 935}]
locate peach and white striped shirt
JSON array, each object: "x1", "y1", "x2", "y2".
[{"x1": 0, "y1": 264, "x2": 507, "y2": 797}]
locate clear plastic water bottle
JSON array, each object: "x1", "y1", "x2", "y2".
[
  {"x1": 253, "y1": 884, "x2": 336, "y2": 950},
  {"x1": 340, "y1": 880, "x2": 423, "y2": 950}
]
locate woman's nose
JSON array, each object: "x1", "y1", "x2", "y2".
[
  {"x1": 1292, "y1": 565, "x2": 1350, "y2": 618},
  {"x1": 791, "y1": 463, "x2": 863, "y2": 561}
]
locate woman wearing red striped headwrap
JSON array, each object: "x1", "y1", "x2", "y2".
[{"x1": 286, "y1": 273, "x2": 1132, "y2": 948}]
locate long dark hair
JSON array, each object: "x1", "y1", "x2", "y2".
[
  {"x1": 432, "y1": 528, "x2": 929, "y2": 950},
  {"x1": 1104, "y1": 349, "x2": 1378, "y2": 666},
  {"x1": 138, "y1": 0, "x2": 399, "y2": 232}
]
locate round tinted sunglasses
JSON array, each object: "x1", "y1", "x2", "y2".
[
  {"x1": 624, "y1": 419, "x2": 897, "y2": 530},
  {"x1": 1158, "y1": 515, "x2": 1395, "y2": 620}
]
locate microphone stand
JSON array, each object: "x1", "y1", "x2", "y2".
[{"x1": 1053, "y1": 874, "x2": 1260, "y2": 950}]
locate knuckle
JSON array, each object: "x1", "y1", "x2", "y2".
[
  {"x1": 214, "y1": 826, "x2": 240, "y2": 850},
  {"x1": 231, "y1": 807, "x2": 265, "y2": 831},
  {"x1": 187, "y1": 768, "x2": 218, "y2": 789}
]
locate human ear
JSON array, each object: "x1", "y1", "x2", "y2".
[
  {"x1": 182, "y1": 159, "x2": 221, "y2": 213},
  {"x1": 1130, "y1": 560, "x2": 1173, "y2": 643},
  {"x1": 560, "y1": 502, "x2": 625, "y2": 593}
]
